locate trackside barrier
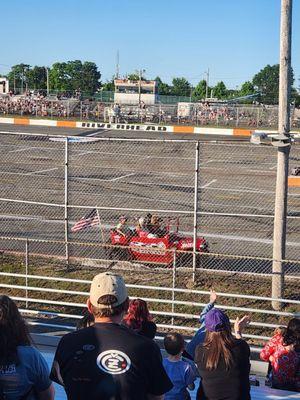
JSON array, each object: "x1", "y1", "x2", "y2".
[{"x1": 0, "y1": 116, "x2": 252, "y2": 136}]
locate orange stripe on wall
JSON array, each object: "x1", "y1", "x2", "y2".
[
  {"x1": 57, "y1": 120, "x2": 77, "y2": 128},
  {"x1": 173, "y1": 126, "x2": 194, "y2": 134},
  {"x1": 233, "y1": 129, "x2": 252, "y2": 137},
  {"x1": 288, "y1": 176, "x2": 300, "y2": 187},
  {"x1": 14, "y1": 118, "x2": 30, "y2": 125}
]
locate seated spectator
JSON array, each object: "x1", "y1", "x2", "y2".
[
  {"x1": 0, "y1": 295, "x2": 55, "y2": 400},
  {"x1": 195, "y1": 308, "x2": 251, "y2": 400},
  {"x1": 185, "y1": 290, "x2": 217, "y2": 360},
  {"x1": 123, "y1": 298, "x2": 157, "y2": 339},
  {"x1": 76, "y1": 309, "x2": 95, "y2": 330},
  {"x1": 260, "y1": 318, "x2": 300, "y2": 392},
  {"x1": 135, "y1": 217, "x2": 147, "y2": 235},
  {"x1": 115, "y1": 215, "x2": 130, "y2": 237},
  {"x1": 50, "y1": 272, "x2": 172, "y2": 399},
  {"x1": 163, "y1": 332, "x2": 197, "y2": 400},
  {"x1": 148, "y1": 215, "x2": 166, "y2": 237}
]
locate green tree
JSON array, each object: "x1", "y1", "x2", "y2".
[
  {"x1": 213, "y1": 81, "x2": 227, "y2": 99},
  {"x1": 171, "y1": 77, "x2": 191, "y2": 97},
  {"x1": 7, "y1": 64, "x2": 30, "y2": 92},
  {"x1": 26, "y1": 66, "x2": 47, "y2": 90},
  {"x1": 102, "y1": 78, "x2": 115, "y2": 91},
  {"x1": 49, "y1": 62, "x2": 71, "y2": 92},
  {"x1": 127, "y1": 71, "x2": 146, "y2": 81},
  {"x1": 154, "y1": 76, "x2": 171, "y2": 95},
  {"x1": 192, "y1": 79, "x2": 207, "y2": 101},
  {"x1": 252, "y1": 64, "x2": 294, "y2": 104},
  {"x1": 79, "y1": 61, "x2": 101, "y2": 94},
  {"x1": 49, "y1": 60, "x2": 101, "y2": 94},
  {"x1": 239, "y1": 81, "x2": 255, "y2": 97}
]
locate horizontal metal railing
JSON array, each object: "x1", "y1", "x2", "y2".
[{"x1": 1, "y1": 271, "x2": 298, "y2": 343}]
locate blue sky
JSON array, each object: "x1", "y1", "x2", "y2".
[{"x1": 1, "y1": 0, "x2": 299, "y2": 89}]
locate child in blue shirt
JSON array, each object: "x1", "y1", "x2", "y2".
[{"x1": 163, "y1": 332, "x2": 197, "y2": 400}]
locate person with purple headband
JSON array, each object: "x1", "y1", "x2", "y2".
[
  {"x1": 185, "y1": 290, "x2": 217, "y2": 360},
  {"x1": 195, "y1": 308, "x2": 251, "y2": 400}
]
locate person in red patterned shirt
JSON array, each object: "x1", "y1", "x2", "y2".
[{"x1": 260, "y1": 318, "x2": 300, "y2": 392}]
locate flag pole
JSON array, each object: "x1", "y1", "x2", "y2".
[
  {"x1": 96, "y1": 207, "x2": 105, "y2": 243},
  {"x1": 96, "y1": 207, "x2": 109, "y2": 265}
]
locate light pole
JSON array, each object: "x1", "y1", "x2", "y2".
[
  {"x1": 138, "y1": 69, "x2": 146, "y2": 107},
  {"x1": 205, "y1": 68, "x2": 210, "y2": 99},
  {"x1": 45, "y1": 67, "x2": 49, "y2": 96},
  {"x1": 271, "y1": 0, "x2": 293, "y2": 310}
]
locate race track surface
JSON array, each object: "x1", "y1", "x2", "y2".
[{"x1": 0, "y1": 124, "x2": 299, "y2": 274}]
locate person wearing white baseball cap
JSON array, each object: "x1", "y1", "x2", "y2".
[{"x1": 50, "y1": 272, "x2": 172, "y2": 400}]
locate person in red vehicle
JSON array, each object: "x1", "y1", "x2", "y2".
[
  {"x1": 123, "y1": 298, "x2": 157, "y2": 339},
  {"x1": 115, "y1": 215, "x2": 129, "y2": 237},
  {"x1": 260, "y1": 318, "x2": 300, "y2": 392},
  {"x1": 148, "y1": 215, "x2": 167, "y2": 238}
]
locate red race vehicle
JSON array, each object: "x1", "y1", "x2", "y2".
[{"x1": 109, "y1": 217, "x2": 208, "y2": 266}]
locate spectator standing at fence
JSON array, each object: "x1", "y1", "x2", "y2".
[
  {"x1": 0, "y1": 295, "x2": 55, "y2": 400},
  {"x1": 50, "y1": 272, "x2": 172, "y2": 400},
  {"x1": 163, "y1": 332, "x2": 197, "y2": 400},
  {"x1": 185, "y1": 290, "x2": 217, "y2": 360},
  {"x1": 260, "y1": 318, "x2": 300, "y2": 392},
  {"x1": 195, "y1": 309, "x2": 251, "y2": 400},
  {"x1": 123, "y1": 298, "x2": 157, "y2": 339}
]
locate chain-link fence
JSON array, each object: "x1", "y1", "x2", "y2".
[{"x1": 0, "y1": 132, "x2": 299, "y2": 327}]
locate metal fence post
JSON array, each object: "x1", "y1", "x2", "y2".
[
  {"x1": 65, "y1": 139, "x2": 69, "y2": 265},
  {"x1": 171, "y1": 250, "x2": 176, "y2": 326},
  {"x1": 272, "y1": 0, "x2": 293, "y2": 310},
  {"x1": 193, "y1": 141, "x2": 200, "y2": 281},
  {"x1": 25, "y1": 238, "x2": 29, "y2": 308}
]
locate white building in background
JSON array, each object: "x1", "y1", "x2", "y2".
[
  {"x1": 114, "y1": 79, "x2": 158, "y2": 105},
  {"x1": 0, "y1": 77, "x2": 9, "y2": 94}
]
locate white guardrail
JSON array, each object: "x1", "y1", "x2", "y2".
[{"x1": 0, "y1": 271, "x2": 299, "y2": 343}]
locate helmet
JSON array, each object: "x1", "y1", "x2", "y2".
[{"x1": 138, "y1": 217, "x2": 144, "y2": 226}]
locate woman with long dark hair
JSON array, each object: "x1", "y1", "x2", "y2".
[
  {"x1": 195, "y1": 308, "x2": 251, "y2": 400},
  {"x1": 123, "y1": 298, "x2": 157, "y2": 339},
  {"x1": 260, "y1": 318, "x2": 300, "y2": 391},
  {"x1": 0, "y1": 295, "x2": 54, "y2": 400}
]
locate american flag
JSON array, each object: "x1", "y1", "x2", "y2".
[{"x1": 71, "y1": 209, "x2": 100, "y2": 233}]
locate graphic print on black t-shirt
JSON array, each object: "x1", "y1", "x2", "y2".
[
  {"x1": 50, "y1": 322, "x2": 172, "y2": 400},
  {"x1": 96, "y1": 349, "x2": 131, "y2": 374}
]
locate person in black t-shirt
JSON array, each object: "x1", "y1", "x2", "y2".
[
  {"x1": 123, "y1": 298, "x2": 157, "y2": 339},
  {"x1": 50, "y1": 272, "x2": 172, "y2": 400},
  {"x1": 195, "y1": 308, "x2": 251, "y2": 400}
]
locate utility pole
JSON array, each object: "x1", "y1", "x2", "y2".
[
  {"x1": 116, "y1": 50, "x2": 120, "y2": 79},
  {"x1": 271, "y1": 0, "x2": 292, "y2": 310},
  {"x1": 45, "y1": 67, "x2": 49, "y2": 96},
  {"x1": 138, "y1": 69, "x2": 142, "y2": 107},
  {"x1": 205, "y1": 68, "x2": 210, "y2": 99}
]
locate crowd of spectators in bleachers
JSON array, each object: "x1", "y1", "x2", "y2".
[
  {"x1": 0, "y1": 272, "x2": 298, "y2": 399},
  {"x1": 0, "y1": 92, "x2": 291, "y2": 128},
  {"x1": 0, "y1": 92, "x2": 71, "y2": 118},
  {"x1": 185, "y1": 102, "x2": 279, "y2": 127}
]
